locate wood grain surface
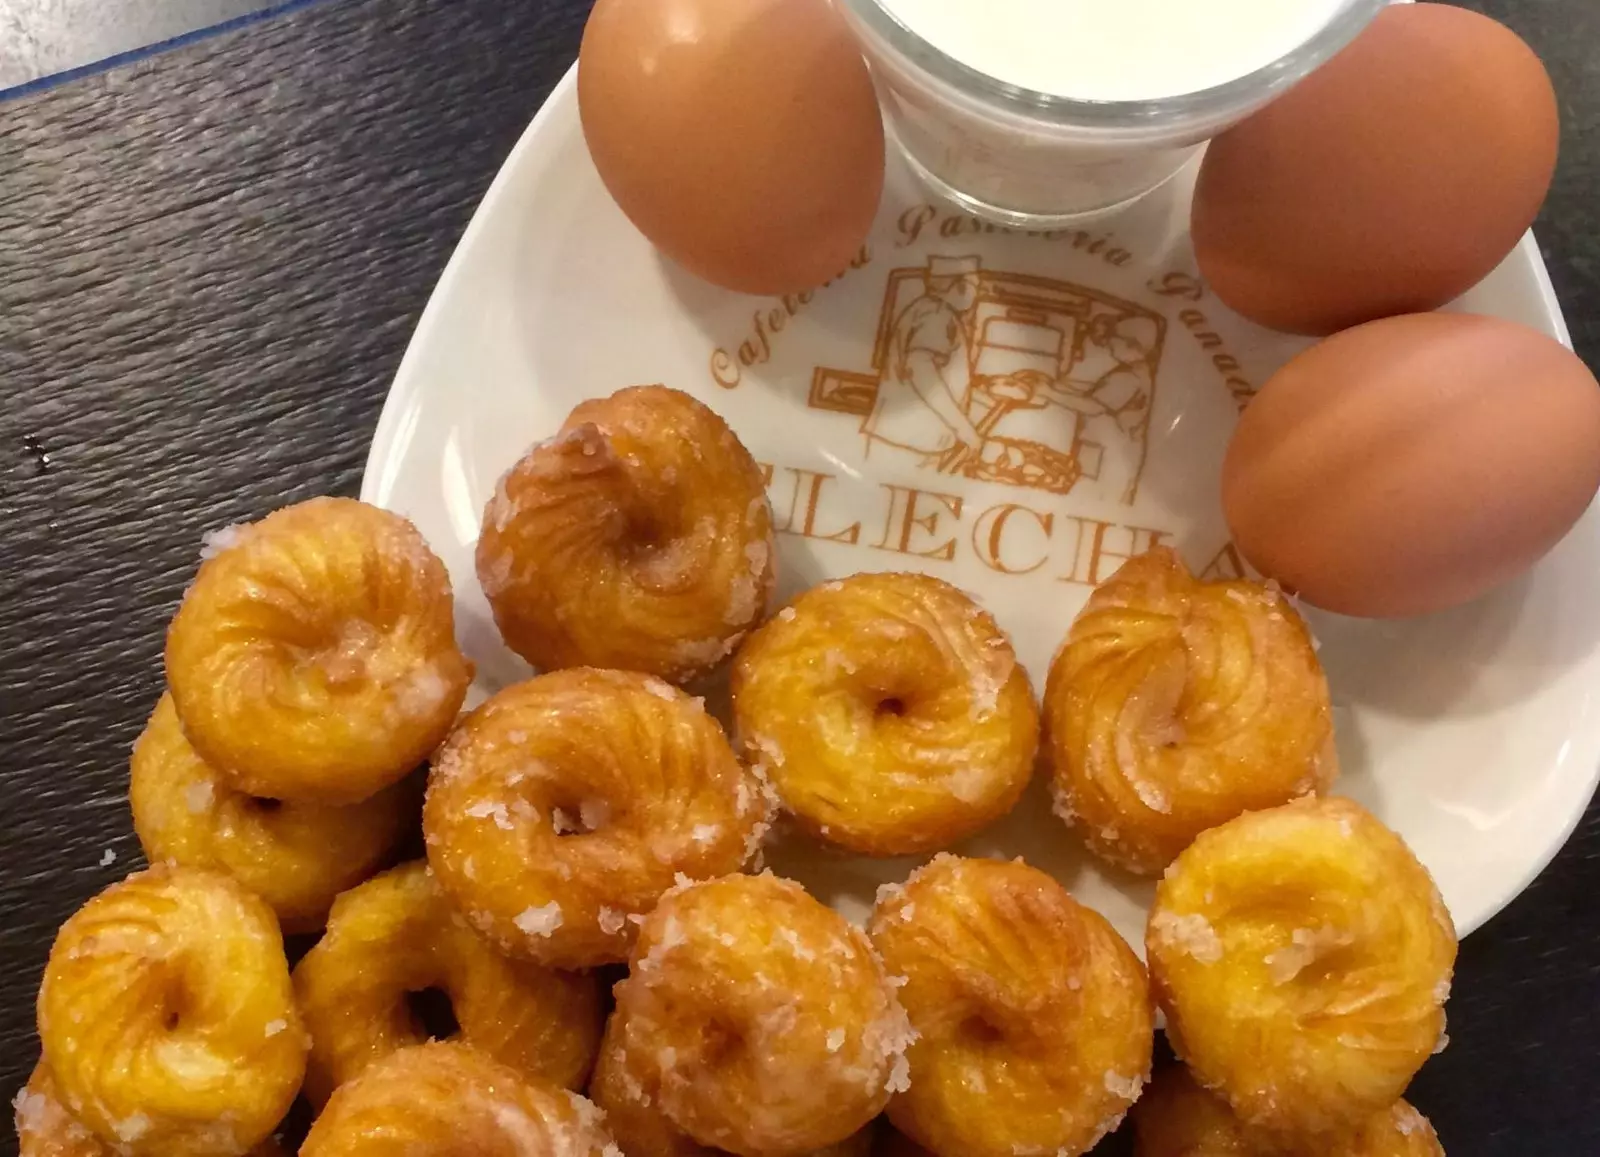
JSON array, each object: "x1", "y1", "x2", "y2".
[{"x1": 1, "y1": 1, "x2": 1596, "y2": 1154}]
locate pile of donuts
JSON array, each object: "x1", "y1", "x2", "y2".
[{"x1": 17, "y1": 384, "x2": 1454, "y2": 1157}]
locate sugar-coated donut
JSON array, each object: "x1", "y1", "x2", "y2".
[
  {"x1": 301, "y1": 1042, "x2": 618, "y2": 1157},
  {"x1": 1043, "y1": 547, "x2": 1336, "y2": 875},
  {"x1": 589, "y1": 1016, "x2": 877, "y2": 1157},
  {"x1": 130, "y1": 693, "x2": 419, "y2": 934},
  {"x1": 12, "y1": 1063, "x2": 287, "y2": 1157},
  {"x1": 477, "y1": 385, "x2": 775, "y2": 685},
  {"x1": 1147, "y1": 797, "x2": 1456, "y2": 1140},
  {"x1": 731, "y1": 573, "x2": 1038, "y2": 856},
  {"x1": 424, "y1": 669, "x2": 771, "y2": 969},
  {"x1": 1132, "y1": 1067, "x2": 1445, "y2": 1156},
  {"x1": 36, "y1": 866, "x2": 306, "y2": 1157},
  {"x1": 612, "y1": 873, "x2": 913, "y2": 1157},
  {"x1": 1342, "y1": 1102, "x2": 1447, "y2": 1157},
  {"x1": 13, "y1": 1063, "x2": 105, "y2": 1157},
  {"x1": 869, "y1": 855, "x2": 1153, "y2": 1157},
  {"x1": 293, "y1": 862, "x2": 603, "y2": 1105},
  {"x1": 165, "y1": 497, "x2": 472, "y2": 804},
  {"x1": 1130, "y1": 1066, "x2": 1254, "y2": 1157}
]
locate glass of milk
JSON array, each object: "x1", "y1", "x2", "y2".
[{"x1": 837, "y1": 0, "x2": 1389, "y2": 224}]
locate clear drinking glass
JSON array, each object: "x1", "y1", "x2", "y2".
[{"x1": 836, "y1": 0, "x2": 1390, "y2": 225}]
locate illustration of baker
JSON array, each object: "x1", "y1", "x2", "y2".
[
  {"x1": 840, "y1": 253, "x2": 1161, "y2": 502},
  {"x1": 862, "y1": 255, "x2": 987, "y2": 466},
  {"x1": 1063, "y1": 312, "x2": 1159, "y2": 504}
]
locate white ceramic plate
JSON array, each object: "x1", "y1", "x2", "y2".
[{"x1": 363, "y1": 66, "x2": 1600, "y2": 952}]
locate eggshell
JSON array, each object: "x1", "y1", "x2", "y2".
[
  {"x1": 1221, "y1": 313, "x2": 1600, "y2": 618},
  {"x1": 1193, "y1": 4, "x2": 1559, "y2": 336},
  {"x1": 578, "y1": 0, "x2": 885, "y2": 296}
]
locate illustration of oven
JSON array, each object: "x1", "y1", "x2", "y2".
[{"x1": 808, "y1": 262, "x2": 1148, "y2": 496}]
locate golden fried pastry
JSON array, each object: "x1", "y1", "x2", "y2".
[
  {"x1": 293, "y1": 862, "x2": 603, "y2": 1105},
  {"x1": 1147, "y1": 797, "x2": 1456, "y2": 1140},
  {"x1": 36, "y1": 866, "x2": 307, "y2": 1157},
  {"x1": 589, "y1": 1015, "x2": 877, "y2": 1157},
  {"x1": 130, "y1": 693, "x2": 419, "y2": 934},
  {"x1": 424, "y1": 669, "x2": 769, "y2": 969},
  {"x1": 301, "y1": 1042, "x2": 617, "y2": 1157},
  {"x1": 869, "y1": 855, "x2": 1153, "y2": 1157},
  {"x1": 612, "y1": 873, "x2": 913, "y2": 1156},
  {"x1": 1043, "y1": 547, "x2": 1336, "y2": 876},
  {"x1": 1342, "y1": 1102, "x2": 1446, "y2": 1157},
  {"x1": 14, "y1": 1063, "x2": 104, "y2": 1157},
  {"x1": 1132, "y1": 1067, "x2": 1444, "y2": 1157},
  {"x1": 165, "y1": 497, "x2": 472, "y2": 805},
  {"x1": 13, "y1": 1063, "x2": 287, "y2": 1157},
  {"x1": 477, "y1": 385, "x2": 775, "y2": 685},
  {"x1": 1130, "y1": 1066, "x2": 1256, "y2": 1157},
  {"x1": 730, "y1": 573, "x2": 1038, "y2": 856}
]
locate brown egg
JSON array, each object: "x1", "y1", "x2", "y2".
[
  {"x1": 578, "y1": 0, "x2": 885, "y2": 296},
  {"x1": 1222, "y1": 313, "x2": 1600, "y2": 618},
  {"x1": 1193, "y1": 4, "x2": 1558, "y2": 336}
]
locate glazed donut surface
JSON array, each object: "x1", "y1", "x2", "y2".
[
  {"x1": 731, "y1": 573, "x2": 1038, "y2": 856},
  {"x1": 1043, "y1": 546, "x2": 1336, "y2": 875},
  {"x1": 1132, "y1": 1066, "x2": 1445, "y2": 1157},
  {"x1": 165, "y1": 497, "x2": 472, "y2": 804},
  {"x1": 477, "y1": 385, "x2": 776, "y2": 685},
  {"x1": 869, "y1": 855, "x2": 1154, "y2": 1157},
  {"x1": 130, "y1": 693, "x2": 419, "y2": 934},
  {"x1": 424, "y1": 669, "x2": 769, "y2": 969},
  {"x1": 36, "y1": 866, "x2": 306, "y2": 1157},
  {"x1": 300, "y1": 1042, "x2": 617, "y2": 1157},
  {"x1": 293, "y1": 862, "x2": 603, "y2": 1105},
  {"x1": 13, "y1": 1063, "x2": 288, "y2": 1157},
  {"x1": 1146, "y1": 797, "x2": 1456, "y2": 1139},
  {"x1": 589, "y1": 1016, "x2": 877, "y2": 1157},
  {"x1": 612, "y1": 873, "x2": 913, "y2": 1157}
]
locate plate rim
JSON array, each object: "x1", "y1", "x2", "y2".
[{"x1": 361, "y1": 61, "x2": 1598, "y2": 943}]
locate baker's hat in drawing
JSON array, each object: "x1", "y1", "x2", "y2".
[{"x1": 927, "y1": 255, "x2": 982, "y2": 279}]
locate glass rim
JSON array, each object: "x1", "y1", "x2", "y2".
[{"x1": 837, "y1": 0, "x2": 1392, "y2": 126}]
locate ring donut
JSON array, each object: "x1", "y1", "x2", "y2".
[
  {"x1": 292, "y1": 862, "x2": 603, "y2": 1105},
  {"x1": 130, "y1": 693, "x2": 419, "y2": 934},
  {"x1": 165, "y1": 497, "x2": 473, "y2": 804},
  {"x1": 477, "y1": 385, "x2": 775, "y2": 685},
  {"x1": 301, "y1": 1042, "x2": 617, "y2": 1157},
  {"x1": 731, "y1": 573, "x2": 1038, "y2": 856},
  {"x1": 12, "y1": 1063, "x2": 287, "y2": 1157},
  {"x1": 36, "y1": 867, "x2": 306, "y2": 1157},
  {"x1": 1043, "y1": 547, "x2": 1336, "y2": 875},
  {"x1": 1131, "y1": 1067, "x2": 1444, "y2": 1157},
  {"x1": 612, "y1": 873, "x2": 913, "y2": 1156},
  {"x1": 589, "y1": 1016, "x2": 877, "y2": 1157},
  {"x1": 424, "y1": 669, "x2": 771, "y2": 969},
  {"x1": 1146, "y1": 797, "x2": 1456, "y2": 1140},
  {"x1": 868, "y1": 855, "x2": 1153, "y2": 1157}
]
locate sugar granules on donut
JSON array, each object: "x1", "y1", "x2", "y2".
[
  {"x1": 1149, "y1": 910, "x2": 1224, "y2": 965},
  {"x1": 199, "y1": 524, "x2": 248, "y2": 560},
  {"x1": 514, "y1": 902, "x2": 564, "y2": 938},
  {"x1": 464, "y1": 800, "x2": 514, "y2": 831}
]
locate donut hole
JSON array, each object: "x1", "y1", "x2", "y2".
[
  {"x1": 697, "y1": 1017, "x2": 745, "y2": 1069},
  {"x1": 405, "y1": 987, "x2": 461, "y2": 1041},
  {"x1": 312, "y1": 620, "x2": 381, "y2": 690},
  {"x1": 959, "y1": 1014, "x2": 1006, "y2": 1046},
  {"x1": 548, "y1": 794, "x2": 612, "y2": 837},
  {"x1": 159, "y1": 980, "x2": 193, "y2": 1033},
  {"x1": 244, "y1": 797, "x2": 283, "y2": 815},
  {"x1": 876, "y1": 697, "x2": 908, "y2": 718}
]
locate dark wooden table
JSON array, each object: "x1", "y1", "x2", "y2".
[{"x1": 2, "y1": 2, "x2": 1597, "y2": 1153}]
